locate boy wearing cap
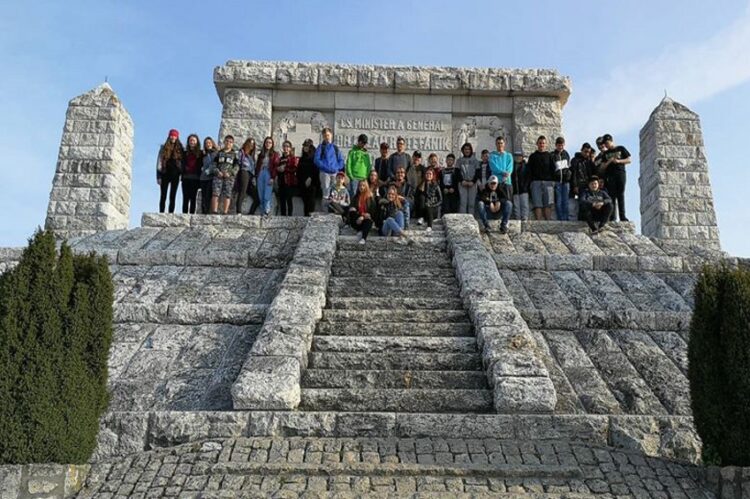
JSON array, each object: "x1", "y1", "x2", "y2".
[
  {"x1": 211, "y1": 135, "x2": 240, "y2": 214},
  {"x1": 345, "y1": 134, "x2": 372, "y2": 199},
  {"x1": 579, "y1": 176, "x2": 613, "y2": 234},
  {"x1": 600, "y1": 134, "x2": 631, "y2": 222},
  {"x1": 326, "y1": 171, "x2": 350, "y2": 221},
  {"x1": 477, "y1": 175, "x2": 511, "y2": 234}
]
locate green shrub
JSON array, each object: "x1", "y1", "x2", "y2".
[
  {"x1": 688, "y1": 264, "x2": 750, "y2": 466},
  {"x1": 0, "y1": 230, "x2": 113, "y2": 464}
]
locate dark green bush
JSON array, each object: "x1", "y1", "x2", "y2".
[
  {"x1": 0, "y1": 230, "x2": 113, "y2": 464},
  {"x1": 688, "y1": 264, "x2": 750, "y2": 466}
]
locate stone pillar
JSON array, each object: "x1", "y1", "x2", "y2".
[
  {"x1": 217, "y1": 88, "x2": 272, "y2": 143},
  {"x1": 512, "y1": 96, "x2": 563, "y2": 155},
  {"x1": 639, "y1": 97, "x2": 720, "y2": 250},
  {"x1": 45, "y1": 83, "x2": 133, "y2": 240}
]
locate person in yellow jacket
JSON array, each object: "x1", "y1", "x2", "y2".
[{"x1": 345, "y1": 134, "x2": 372, "y2": 198}]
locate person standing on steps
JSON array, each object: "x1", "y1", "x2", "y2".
[
  {"x1": 314, "y1": 127, "x2": 345, "y2": 211},
  {"x1": 511, "y1": 151, "x2": 530, "y2": 221},
  {"x1": 474, "y1": 149, "x2": 492, "y2": 192},
  {"x1": 593, "y1": 136, "x2": 608, "y2": 188},
  {"x1": 527, "y1": 136, "x2": 556, "y2": 220},
  {"x1": 570, "y1": 143, "x2": 596, "y2": 221},
  {"x1": 456, "y1": 142, "x2": 479, "y2": 215},
  {"x1": 255, "y1": 136, "x2": 280, "y2": 216},
  {"x1": 551, "y1": 136, "x2": 571, "y2": 221},
  {"x1": 235, "y1": 138, "x2": 256, "y2": 214},
  {"x1": 415, "y1": 167, "x2": 442, "y2": 232},
  {"x1": 489, "y1": 136, "x2": 514, "y2": 221},
  {"x1": 276, "y1": 140, "x2": 298, "y2": 216},
  {"x1": 211, "y1": 135, "x2": 239, "y2": 215},
  {"x1": 297, "y1": 139, "x2": 319, "y2": 217},
  {"x1": 181, "y1": 133, "x2": 202, "y2": 214},
  {"x1": 348, "y1": 181, "x2": 378, "y2": 244},
  {"x1": 345, "y1": 134, "x2": 371, "y2": 199},
  {"x1": 440, "y1": 153, "x2": 461, "y2": 215},
  {"x1": 477, "y1": 175, "x2": 512, "y2": 234},
  {"x1": 388, "y1": 166, "x2": 413, "y2": 229},
  {"x1": 156, "y1": 129, "x2": 184, "y2": 213},
  {"x1": 200, "y1": 137, "x2": 218, "y2": 214},
  {"x1": 374, "y1": 142, "x2": 391, "y2": 183},
  {"x1": 387, "y1": 136, "x2": 412, "y2": 181},
  {"x1": 407, "y1": 151, "x2": 425, "y2": 224},
  {"x1": 579, "y1": 176, "x2": 613, "y2": 234},
  {"x1": 600, "y1": 133, "x2": 631, "y2": 222}
]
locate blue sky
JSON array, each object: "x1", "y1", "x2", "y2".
[{"x1": 1, "y1": 0, "x2": 749, "y2": 255}]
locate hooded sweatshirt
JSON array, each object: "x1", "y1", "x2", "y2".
[
  {"x1": 489, "y1": 150, "x2": 513, "y2": 185},
  {"x1": 345, "y1": 146, "x2": 372, "y2": 181},
  {"x1": 455, "y1": 155, "x2": 480, "y2": 184},
  {"x1": 314, "y1": 142, "x2": 345, "y2": 175}
]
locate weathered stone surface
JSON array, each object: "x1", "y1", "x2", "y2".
[
  {"x1": 493, "y1": 376, "x2": 557, "y2": 413},
  {"x1": 46, "y1": 83, "x2": 133, "y2": 239},
  {"x1": 232, "y1": 356, "x2": 302, "y2": 410}
]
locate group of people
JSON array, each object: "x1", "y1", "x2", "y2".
[{"x1": 156, "y1": 127, "x2": 630, "y2": 238}]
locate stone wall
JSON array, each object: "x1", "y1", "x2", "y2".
[
  {"x1": 639, "y1": 97, "x2": 721, "y2": 250},
  {"x1": 45, "y1": 83, "x2": 133, "y2": 240},
  {"x1": 0, "y1": 464, "x2": 88, "y2": 499},
  {"x1": 214, "y1": 61, "x2": 570, "y2": 157},
  {"x1": 704, "y1": 466, "x2": 750, "y2": 499}
]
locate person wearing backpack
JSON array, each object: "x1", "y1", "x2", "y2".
[{"x1": 314, "y1": 127, "x2": 345, "y2": 210}]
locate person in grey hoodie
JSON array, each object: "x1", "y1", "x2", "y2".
[
  {"x1": 455, "y1": 142, "x2": 480, "y2": 215},
  {"x1": 200, "y1": 137, "x2": 218, "y2": 214}
]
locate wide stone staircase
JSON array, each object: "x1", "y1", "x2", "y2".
[{"x1": 299, "y1": 221, "x2": 494, "y2": 414}]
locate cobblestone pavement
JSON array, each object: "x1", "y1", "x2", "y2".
[{"x1": 78, "y1": 437, "x2": 714, "y2": 498}]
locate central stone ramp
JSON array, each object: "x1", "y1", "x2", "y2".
[{"x1": 300, "y1": 222, "x2": 494, "y2": 413}]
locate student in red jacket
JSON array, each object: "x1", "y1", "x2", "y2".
[
  {"x1": 276, "y1": 140, "x2": 298, "y2": 216},
  {"x1": 255, "y1": 136, "x2": 280, "y2": 216}
]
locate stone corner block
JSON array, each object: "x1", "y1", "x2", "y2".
[
  {"x1": 493, "y1": 376, "x2": 557, "y2": 413},
  {"x1": 232, "y1": 356, "x2": 301, "y2": 410}
]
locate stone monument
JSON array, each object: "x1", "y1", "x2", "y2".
[
  {"x1": 213, "y1": 61, "x2": 571, "y2": 158},
  {"x1": 45, "y1": 83, "x2": 133, "y2": 240},
  {"x1": 639, "y1": 96, "x2": 721, "y2": 250}
]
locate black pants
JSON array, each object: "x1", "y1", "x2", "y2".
[
  {"x1": 234, "y1": 171, "x2": 252, "y2": 214},
  {"x1": 582, "y1": 203, "x2": 613, "y2": 231},
  {"x1": 181, "y1": 178, "x2": 199, "y2": 214},
  {"x1": 200, "y1": 179, "x2": 212, "y2": 214},
  {"x1": 159, "y1": 175, "x2": 180, "y2": 213},
  {"x1": 415, "y1": 191, "x2": 439, "y2": 228},
  {"x1": 277, "y1": 183, "x2": 294, "y2": 216},
  {"x1": 301, "y1": 186, "x2": 316, "y2": 216},
  {"x1": 348, "y1": 212, "x2": 374, "y2": 239},
  {"x1": 442, "y1": 193, "x2": 460, "y2": 215},
  {"x1": 606, "y1": 171, "x2": 627, "y2": 221}
]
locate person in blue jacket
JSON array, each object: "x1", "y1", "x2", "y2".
[
  {"x1": 488, "y1": 137, "x2": 514, "y2": 222},
  {"x1": 314, "y1": 127, "x2": 345, "y2": 210}
]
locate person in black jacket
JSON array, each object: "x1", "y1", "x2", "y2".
[
  {"x1": 510, "y1": 151, "x2": 529, "y2": 220},
  {"x1": 440, "y1": 153, "x2": 462, "y2": 215},
  {"x1": 348, "y1": 181, "x2": 379, "y2": 244},
  {"x1": 569, "y1": 143, "x2": 596, "y2": 221},
  {"x1": 374, "y1": 142, "x2": 391, "y2": 183},
  {"x1": 600, "y1": 133, "x2": 632, "y2": 222},
  {"x1": 415, "y1": 167, "x2": 442, "y2": 232},
  {"x1": 156, "y1": 129, "x2": 184, "y2": 213},
  {"x1": 477, "y1": 175, "x2": 512, "y2": 234},
  {"x1": 526, "y1": 136, "x2": 556, "y2": 220},
  {"x1": 551, "y1": 137, "x2": 571, "y2": 221},
  {"x1": 579, "y1": 176, "x2": 613, "y2": 234},
  {"x1": 297, "y1": 139, "x2": 320, "y2": 216}
]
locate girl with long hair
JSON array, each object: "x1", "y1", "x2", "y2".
[
  {"x1": 156, "y1": 129, "x2": 184, "y2": 213},
  {"x1": 200, "y1": 137, "x2": 218, "y2": 214},
  {"x1": 296, "y1": 139, "x2": 319, "y2": 216},
  {"x1": 276, "y1": 140, "x2": 298, "y2": 216},
  {"x1": 348, "y1": 180, "x2": 378, "y2": 244},
  {"x1": 236, "y1": 138, "x2": 256, "y2": 214},
  {"x1": 416, "y1": 167, "x2": 442, "y2": 232},
  {"x1": 255, "y1": 136, "x2": 280, "y2": 216},
  {"x1": 379, "y1": 186, "x2": 409, "y2": 242},
  {"x1": 181, "y1": 133, "x2": 202, "y2": 214}
]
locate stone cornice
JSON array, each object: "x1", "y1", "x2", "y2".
[{"x1": 214, "y1": 60, "x2": 572, "y2": 105}]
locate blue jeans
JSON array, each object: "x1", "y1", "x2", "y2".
[
  {"x1": 554, "y1": 182, "x2": 570, "y2": 221},
  {"x1": 478, "y1": 200, "x2": 511, "y2": 228},
  {"x1": 380, "y1": 211, "x2": 405, "y2": 236},
  {"x1": 347, "y1": 178, "x2": 362, "y2": 199},
  {"x1": 257, "y1": 168, "x2": 273, "y2": 215},
  {"x1": 402, "y1": 200, "x2": 411, "y2": 228}
]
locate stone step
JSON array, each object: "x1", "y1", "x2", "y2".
[
  {"x1": 315, "y1": 321, "x2": 474, "y2": 337},
  {"x1": 308, "y1": 352, "x2": 483, "y2": 371},
  {"x1": 328, "y1": 276, "x2": 459, "y2": 291},
  {"x1": 333, "y1": 252, "x2": 454, "y2": 268},
  {"x1": 301, "y1": 369, "x2": 489, "y2": 390},
  {"x1": 337, "y1": 237, "x2": 446, "y2": 251},
  {"x1": 312, "y1": 335, "x2": 478, "y2": 354},
  {"x1": 327, "y1": 296, "x2": 463, "y2": 310},
  {"x1": 320, "y1": 309, "x2": 468, "y2": 323},
  {"x1": 300, "y1": 388, "x2": 494, "y2": 413},
  {"x1": 330, "y1": 266, "x2": 457, "y2": 278}
]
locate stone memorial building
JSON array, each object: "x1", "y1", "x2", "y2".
[{"x1": 214, "y1": 61, "x2": 571, "y2": 158}]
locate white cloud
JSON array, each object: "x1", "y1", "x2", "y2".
[{"x1": 565, "y1": 1, "x2": 750, "y2": 142}]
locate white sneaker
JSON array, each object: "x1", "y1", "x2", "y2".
[
  {"x1": 426, "y1": 227, "x2": 432, "y2": 233},
  {"x1": 358, "y1": 238, "x2": 366, "y2": 245},
  {"x1": 417, "y1": 218, "x2": 424, "y2": 226}
]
